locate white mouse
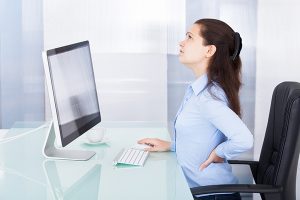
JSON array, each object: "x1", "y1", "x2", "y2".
[{"x1": 131, "y1": 143, "x2": 153, "y2": 150}]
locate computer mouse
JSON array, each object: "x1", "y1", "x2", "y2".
[{"x1": 131, "y1": 143, "x2": 153, "y2": 150}]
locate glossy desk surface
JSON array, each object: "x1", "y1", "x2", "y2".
[{"x1": 0, "y1": 122, "x2": 193, "y2": 200}]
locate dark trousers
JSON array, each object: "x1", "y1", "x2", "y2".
[{"x1": 194, "y1": 192, "x2": 242, "y2": 200}]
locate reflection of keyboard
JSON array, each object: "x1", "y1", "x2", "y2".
[{"x1": 113, "y1": 148, "x2": 149, "y2": 166}]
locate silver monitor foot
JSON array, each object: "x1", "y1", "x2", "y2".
[{"x1": 43, "y1": 122, "x2": 95, "y2": 161}]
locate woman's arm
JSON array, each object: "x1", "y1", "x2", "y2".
[{"x1": 202, "y1": 98, "x2": 254, "y2": 160}]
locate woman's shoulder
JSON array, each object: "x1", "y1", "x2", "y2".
[{"x1": 197, "y1": 82, "x2": 228, "y2": 105}]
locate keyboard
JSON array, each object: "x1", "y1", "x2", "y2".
[{"x1": 113, "y1": 148, "x2": 149, "y2": 166}]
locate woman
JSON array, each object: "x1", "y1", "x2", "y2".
[{"x1": 139, "y1": 18, "x2": 253, "y2": 200}]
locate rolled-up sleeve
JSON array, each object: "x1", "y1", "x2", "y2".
[{"x1": 170, "y1": 133, "x2": 176, "y2": 152}]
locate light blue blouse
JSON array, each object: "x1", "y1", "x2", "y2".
[{"x1": 171, "y1": 73, "x2": 253, "y2": 188}]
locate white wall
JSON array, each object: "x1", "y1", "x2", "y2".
[
  {"x1": 255, "y1": 0, "x2": 300, "y2": 199},
  {"x1": 0, "y1": 0, "x2": 44, "y2": 128},
  {"x1": 43, "y1": 0, "x2": 180, "y2": 124}
]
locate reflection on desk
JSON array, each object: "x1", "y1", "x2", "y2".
[
  {"x1": 0, "y1": 121, "x2": 193, "y2": 200},
  {"x1": 44, "y1": 160, "x2": 101, "y2": 200}
]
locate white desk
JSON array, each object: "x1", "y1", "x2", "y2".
[{"x1": 0, "y1": 121, "x2": 193, "y2": 200}]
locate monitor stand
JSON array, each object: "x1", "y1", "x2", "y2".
[{"x1": 43, "y1": 122, "x2": 95, "y2": 161}]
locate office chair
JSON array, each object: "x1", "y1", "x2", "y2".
[{"x1": 191, "y1": 82, "x2": 300, "y2": 200}]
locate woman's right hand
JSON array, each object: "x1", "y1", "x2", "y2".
[{"x1": 138, "y1": 138, "x2": 171, "y2": 152}]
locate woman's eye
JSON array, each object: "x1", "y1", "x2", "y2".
[{"x1": 185, "y1": 33, "x2": 192, "y2": 40}]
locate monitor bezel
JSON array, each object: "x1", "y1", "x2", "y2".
[{"x1": 42, "y1": 41, "x2": 101, "y2": 147}]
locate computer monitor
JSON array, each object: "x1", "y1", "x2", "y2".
[{"x1": 42, "y1": 41, "x2": 101, "y2": 160}]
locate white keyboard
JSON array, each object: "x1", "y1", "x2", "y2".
[{"x1": 113, "y1": 148, "x2": 149, "y2": 166}]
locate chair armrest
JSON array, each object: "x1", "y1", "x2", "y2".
[
  {"x1": 228, "y1": 160, "x2": 258, "y2": 165},
  {"x1": 228, "y1": 160, "x2": 259, "y2": 180},
  {"x1": 190, "y1": 184, "x2": 283, "y2": 196}
]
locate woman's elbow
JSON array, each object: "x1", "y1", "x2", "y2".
[{"x1": 243, "y1": 132, "x2": 254, "y2": 151}]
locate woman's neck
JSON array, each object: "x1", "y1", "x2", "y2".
[{"x1": 192, "y1": 64, "x2": 207, "y2": 78}]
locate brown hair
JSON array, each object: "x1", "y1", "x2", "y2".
[{"x1": 195, "y1": 18, "x2": 242, "y2": 117}]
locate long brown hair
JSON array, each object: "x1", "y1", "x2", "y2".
[{"x1": 195, "y1": 18, "x2": 242, "y2": 117}]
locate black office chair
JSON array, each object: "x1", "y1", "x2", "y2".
[{"x1": 191, "y1": 82, "x2": 300, "y2": 200}]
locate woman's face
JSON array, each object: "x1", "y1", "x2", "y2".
[{"x1": 179, "y1": 24, "x2": 214, "y2": 69}]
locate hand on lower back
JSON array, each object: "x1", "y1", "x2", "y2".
[{"x1": 199, "y1": 149, "x2": 224, "y2": 171}]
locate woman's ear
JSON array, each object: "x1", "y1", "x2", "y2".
[{"x1": 206, "y1": 45, "x2": 216, "y2": 58}]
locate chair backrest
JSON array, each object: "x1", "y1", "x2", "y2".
[{"x1": 256, "y1": 82, "x2": 300, "y2": 199}]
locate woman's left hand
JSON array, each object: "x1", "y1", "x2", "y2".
[{"x1": 199, "y1": 149, "x2": 224, "y2": 171}]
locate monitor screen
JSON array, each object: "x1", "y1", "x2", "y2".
[{"x1": 45, "y1": 41, "x2": 101, "y2": 147}]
